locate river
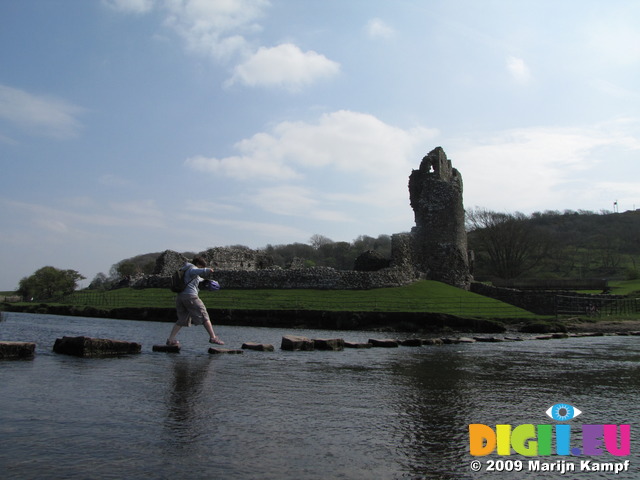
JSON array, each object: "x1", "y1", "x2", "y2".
[{"x1": 1, "y1": 312, "x2": 638, "y2": 479}]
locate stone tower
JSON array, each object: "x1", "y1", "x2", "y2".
[{"x1": 408, "y1": 147, "x2": 471, "y2": 288}]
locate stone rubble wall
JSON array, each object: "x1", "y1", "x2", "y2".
[
  {"x1": 153, "y1": 250, "x2": 189, "y2": 276},
  {"x1": 469, "y1": 282, "x2": 624, "y2": 316},
  {"x1": 138, "y1": 232, "x2": 422, "y2": 290},
  {"x1": 134, "y1": 265, "x2": 418, "y2": 290},
  {"x1": 152, "y1": 247, "x2": 274, "y2": 277}
]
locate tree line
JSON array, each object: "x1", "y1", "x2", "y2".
[{"x1": 467, "y1": 208, "x2": 640, "y2": 281}]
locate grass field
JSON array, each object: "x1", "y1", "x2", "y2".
[
  {"x1": 5, "y1": 279, "x2": 638, "y2": 320},
  {"x1": 591, "y1": 278, "x2": 640, "y2": 296},
  {"x1": 36, "y1": 280, "x2": 542, "y2": 319}
]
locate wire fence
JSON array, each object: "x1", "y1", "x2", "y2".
[{"x1": 555, "y1": 295, "x2": 640, "y2": 318}]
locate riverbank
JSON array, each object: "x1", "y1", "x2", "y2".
[
  {"x1": 564, "y1": 318, "x2": 640, "y2": 334},
  {"x1": 3, "y1": 302, "x2": 639, "y2": 335},
  {"x1": 1, "y1": 303, "x2": 508, "y2": 333}
]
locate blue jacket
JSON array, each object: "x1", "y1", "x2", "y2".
[{"x1": 178, "y1": 262, "x2": 211, "y2": 297}]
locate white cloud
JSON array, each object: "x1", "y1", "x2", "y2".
[
  {"x1": 109, "y1": 199, "x2": 164, "y2": 221},
  {"x1": 102, "y1": 0, "x2": 155, "y2": 14},
  {"x1": 99, "y1": 174, "x2": 135, "y2": 188},
  {"x1": 226, "y1": 43, "x2": 340, "y2": 90},
  {"x1": 177, "y1": 212, "x2": 308, "y2": 240},
  {"x1": 185, "y1": 152, "x2": 300, "y2": 181},
  {"x1": 365, "y1": 18, "x2": 394, "y2": 39},
  {"x1": 185, "y1": 110, "x2": 438, "y2": 225},
  {"x1": 184, "y1": 199, "x2": 242, "y2": 214},
  {"x1": 250, "y1": 185, "x2": 352, "y2": 222},
  {"x1": 0, "y1": 84, "x2": 84, "y2": 139},
  {"x1": 6, "y1": 198, "x2": 167, "y2": 236},
  {"x1": 107, "y1": 0, "x2": 340, "y2": 92},
  {"x1": 186, "y1": 110, "x2": 438, "y2": 182},
  {"x1": 163, "y1": 0, "x2": 269, "y2": 60},
  {"x1": 451, "y1": 122, "x2": 640, "y2": 213},
  {"x1": 506, "y1": 56, "x2": 532, "y2": 84}
]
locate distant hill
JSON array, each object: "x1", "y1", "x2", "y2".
[{"x1": 468, "y1": 209, "x2": 640, "y2": 281}]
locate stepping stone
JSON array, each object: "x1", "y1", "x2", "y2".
[
  {"x1": 0, "y1": 341, "x2": 36, "y2": 359},
  {"x1": 457, "y1": 337, "x2": 477, "y2": 343},
  {"x1": 422, "y1": 338, "x2": 444, "y2": 345},
  {"x1": 53, "y1": 336, "x2": 141, "y2": 357},
  {"x1": 473, "y1": 337, "x2": 504, "y2": 342},
  {"x1": 313, "y1": 338, "x2": 345, "y2": 351},
  {"x1": 400, "y1": 338, "x2": 422, "y2": 347},
  {"x1": 344, "y1": 341, "x2": 372, "y2": 349},
  {"x1": 208, "y1": 347, "x2": 243, "y2": 354},
  {"x1": 242, "y1": 342, "x2": 275, "y2": 352},
  {"x1": 368, "y1": 338, "x2": 399, "y2": 348},
  {"x1": 281, "y1": 335, "x2": 314, "y2": 351},
  {"x1": 152, "y1": 344, "x2": 181, "y2": 353}
]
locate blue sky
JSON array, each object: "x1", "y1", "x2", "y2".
[{"x1": 1, "y1": 0, "x2": 639, "y2": 290}]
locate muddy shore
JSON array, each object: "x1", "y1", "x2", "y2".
[{"x1": 563, "y1": 318, "x2": 640, "y2": 334}]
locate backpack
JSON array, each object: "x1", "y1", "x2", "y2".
[{"x1": 169, "y1": 268, "x2": 188, "y2": 293}]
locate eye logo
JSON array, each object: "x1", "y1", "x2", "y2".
[{"x1": 546, "y1": 403, "x2": 582, "y2": 421}]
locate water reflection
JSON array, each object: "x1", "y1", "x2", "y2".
[
  {"x1": 391, "y1": 350, "x2": 477, "y2": 479},
  {"x1": 164, "y1": 355, "x2": 214, "y2": 448}
]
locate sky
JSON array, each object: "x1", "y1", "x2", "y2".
[{"x1": 1, "y1": 0, "x2": 639, "y2": 290}]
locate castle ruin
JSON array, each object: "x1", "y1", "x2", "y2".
[{"x1": 408, "y1": 147, "x2": 471, "y2": 288}]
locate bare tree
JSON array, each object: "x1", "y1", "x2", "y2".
[
  {"x1": 467, "y1": 208, "x2": 551, "y2": 279},
  {"x1": 309, "y1": 234, "x2": 333, "y2": 249}
]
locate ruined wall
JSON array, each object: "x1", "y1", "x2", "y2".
[
  {"x1": 135, "y1": 265, "x2": 417, "y2": 290},
  {"x1": 153, "y1": 250, "x2": 189, "y2": 276},
  {"x1": 153, "y1": 247, "x2": 273, "y2": 276},
  {"x1": 142, "y1": 237, "x2": 419, "y2": 290},
  {"x1": 201, "y1": 246, "x2": 274, "y2": 271},
  {"x1": 408, "y1": 147, "x2": 471, "y2": 288}
]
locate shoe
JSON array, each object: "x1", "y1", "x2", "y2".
[
  {"x1": 166, "y1": 339, "x2": 180, "y2": 346},
  {"x1": 209, "y1": 336, "x2": 225, "y2": 345}
]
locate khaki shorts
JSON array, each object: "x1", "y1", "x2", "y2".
[{"x1": 175, "y1": 296, "x2": 210, "y2": 327}]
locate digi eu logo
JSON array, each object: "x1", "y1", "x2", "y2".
[{"x1": 469, "y1": 403, "x2": 631, "y2": 457}]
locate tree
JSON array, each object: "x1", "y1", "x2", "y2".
[
  {"x1": 467, "y1": 208, "x2": 551, "y2": 280},
  {"x1": 88, "y1": 272, "x2": 109, "y2": 290},
  {"x1": 309, "y1": 234, "x2": 333, "y2": 249},
  {"x1": 114, "y1": 261, "x2": 138, "y2": 278},
  {"x1": 17, "y1": 266, "x2": 85, "y2": 300}
]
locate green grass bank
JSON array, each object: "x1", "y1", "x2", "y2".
[{"x1": 4, "y1": 279, "x2": 639, "y2": 333}]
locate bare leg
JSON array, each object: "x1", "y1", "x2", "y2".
[
  {"x1": 204, "y1": 319, "x2": 224, "y2": 344},
  {"x1": 203, "y1": 319, "x2": 216, "y2": 339},
  {"x1": 167, "y1": 323, "x2": 182, "y2": 344}
]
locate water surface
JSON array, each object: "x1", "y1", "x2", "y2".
[{"x1": 1, "y1": 313, "x2": 638, "y2": 479}]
